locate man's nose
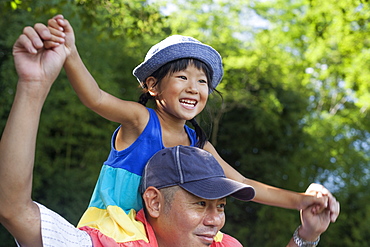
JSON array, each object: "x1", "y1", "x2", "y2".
[{"x1": 203, "y1": 208, "x2": 225, "y2": 227}]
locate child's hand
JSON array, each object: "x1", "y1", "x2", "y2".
[
  {"x1": 43, "y1": 15, "x2": 65, "y2": 49},
  {"x1": 303, "y1": 183, "x2": 340, "y2": 223},
  {"x1": 47, "y1": 14, "x2": 76, "y2": 58}
]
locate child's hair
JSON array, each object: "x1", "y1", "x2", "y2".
[{"x1": 138, "y1": 58, "x2": 221, "y2": 148}]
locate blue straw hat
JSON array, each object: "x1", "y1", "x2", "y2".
[
  {"x1": 133, "y1": 35, "x2": 223, "y2": 92},
  {"x1": 140, "y1": 146, "x2": 255, "y2": 202}
]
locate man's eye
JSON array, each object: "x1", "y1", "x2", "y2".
[
  {"x1": 218, "y1": 203, "x2": 226, "y2": 209},
  {"x1": 197, "y1": 201, "x2": 206, "y2": 206}
]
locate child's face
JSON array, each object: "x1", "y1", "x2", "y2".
[{"x1": 153, "y1": 64, "x2": 209, "y2": 121}]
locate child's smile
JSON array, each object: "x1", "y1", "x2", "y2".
[
  {"x1": 154, "y1": 64, "x2": 209, "y2": 121},
  {"x1": 179, "y1": 98, "x2": 197, "y2": 109}
]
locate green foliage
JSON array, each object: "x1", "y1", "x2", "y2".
[
  {"x1": 162, "y1": 0, "x2": 370, "y2": 245},
  {"x1": 74, "y1": 0, "x2": 165, "y2": 37}
]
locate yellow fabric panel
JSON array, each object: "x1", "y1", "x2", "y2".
[
  {"x1": 214, "y1": 231, "x2": 224, "y2": 242},
  {"x1": 77, "y1": 206, "x2": 149, "y2": 243}
]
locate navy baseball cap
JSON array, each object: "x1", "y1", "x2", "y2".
[
  {"x1": 140, "y1": 146, "x2": 255, "y2": 202},
  {"x1": 133, "y1": 35, "x2": 223, "y2": 92}
]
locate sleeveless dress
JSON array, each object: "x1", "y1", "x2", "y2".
[{"x1": 77, "y1": 108, "x2": 197, "y2": 242}]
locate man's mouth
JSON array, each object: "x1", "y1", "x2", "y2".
[{"x1": 196, "y1": 233, "x2": 216, "y2": 245}]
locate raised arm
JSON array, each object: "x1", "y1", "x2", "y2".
[
  {"x1": 204, "y1": 142, "x2": 340, "y2": 222},
  {"x1": 0, "y1": 23, "x2": 66, "y2": 246},
  {"x1": 48, "y1": 16, "x2": 147, "y2": 126}
]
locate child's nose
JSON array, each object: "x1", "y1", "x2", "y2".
[{"x1": 186, "y1": 79, "x2": 199, "y2": 94}]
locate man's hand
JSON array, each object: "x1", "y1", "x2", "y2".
[
  {"x1": 304, "y1": 183, "x2": 340, "y2": 223},
  {"x1": 299, "y1": 204, "x2": 331, "y2": 241},
  {"x1": 287, "y1": 183, "x2": 339, "y2": 246},
  {"x1": 13, "y1": 23, "x2": 67, "y2": 89}
]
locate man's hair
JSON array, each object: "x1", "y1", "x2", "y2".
[
  {"x1": 160, "y1": 186, "x2": 180, "y2": 214},
  {"x1": 142, "y1": 186, "x2": 180, "y2": 215}
]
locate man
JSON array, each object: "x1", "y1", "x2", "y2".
[{"x1": 0, "y1": 21, "x2": 334, "y2": 247}]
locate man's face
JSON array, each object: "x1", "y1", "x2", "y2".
[{"x1": 155, "y1": 188, "x2": 226, "y2": 247}]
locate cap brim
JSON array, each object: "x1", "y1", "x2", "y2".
[{"x1": 179, "y1": 176, "x2": 255, "y2": 202}]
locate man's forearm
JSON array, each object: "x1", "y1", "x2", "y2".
[{"x1": 0, "y1": 82, "x2": 48, "y2": 212}]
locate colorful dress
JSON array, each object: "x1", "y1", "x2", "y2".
[{"x1": 77, "y1": 108, "x2": 198, "y2": 242}]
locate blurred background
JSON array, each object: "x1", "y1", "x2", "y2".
[{"x1": 0, "y1": 0, "x2": 369, "y2": 245}]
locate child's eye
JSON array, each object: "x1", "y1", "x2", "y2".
[
  {"x1": 177, "y1": 76, "x2": 187, "y2": 80},
  {"x1": 199, "y1": 79, "x2": 207, "y2": 84}
]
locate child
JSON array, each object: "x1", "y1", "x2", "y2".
[{"x1": 48, "y1": 15, "x2": 339, "y2": 242}]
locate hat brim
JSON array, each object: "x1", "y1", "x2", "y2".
[
  {"x1": 179, "y1": 176, "x2": 255, "y2": 202},
  {"x1": 133, "y1": 42, "x2": 223, "y2": 91}
]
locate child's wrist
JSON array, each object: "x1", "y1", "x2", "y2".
[{"x1": 65, "y1": 46, "x2": 78, "y2": 62}]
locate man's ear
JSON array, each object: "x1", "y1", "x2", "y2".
[
  {"x1": 142, "y1": 187, "x2": 162, "y2": 218},
  {"x1": 145, "y1": 77, "x2": 158, "y2": 96}
]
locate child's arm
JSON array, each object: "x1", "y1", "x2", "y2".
[
  {"x1": 48, "y1": 16, "x2": 148, "y2": 127},
  {"x1": 204, "y1": 142, "x2": 340, "y2": 222}
]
